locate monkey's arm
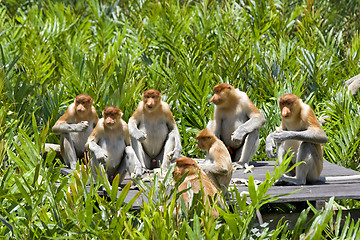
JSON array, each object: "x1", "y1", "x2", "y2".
[
  {"x1": 167, "y1": 117, "x2": 182, "y2": 157},
  {"x1": 265, "y1": 132, "x2": 278, "y2": 158},
  {"x1": 273, "y1": 129, "x2": 328, "y2": 144},
  {"x1": 199, "y1": 162, "x2": 229, "y2": 175},
  {"x1": 52, "y1": 121, "x2": 89, "y2": 134},
  {"x1": 232, "y1": 113, "x2": 266, "y2": 142},
  {"x1": 124, "y1": 126, "x2": 143, "y2": 176},
  {"x1": 198, "y1": 155, "x2": 230, "y2": 175},
  {"x1": 86, "y1": 134, "x2": 108, "y2": 163},
  {"x1": 124, "y1": 145, "x2": 143, "y2": 177},
  {"x1": 212, "y1": 111, "x2": 222, "y2": 138},
  {"x1": 128, "y1": 116, "x2": 147, "y2": 141},
  {"x1": 91, "y1": 108, "x2": 99, "y2": 126},
  {"x1": 124, "y1": 124, "x2": 132, "y2": 146}
]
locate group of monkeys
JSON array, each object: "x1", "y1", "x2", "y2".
[{"x1": 52, "y1": 83, "x2": 328, "y2": 200}]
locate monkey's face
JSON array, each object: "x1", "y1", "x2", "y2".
[
  {"x1": 172, "y1": 164, "x2": 196, "y2": 181},
  {"x1": 172, "y1": 165, "x2": 185, "y2": 181},
  {"x1": 173, "y1": 157, "x2": 198, "y2": 181},
  {"x1": 103, "y1": 106, "x2": 122, "y2": 129},
  {"x1": 279, "y1": 94, "x2": 299, "y2": 119},
  {"x1": 142, "y1": 89, "x2": 161, "y2": 112},
  {"x1": 196, "y1": 137, "x2": 211, "y2": 151},
  {"x1": 210, "y1": 84, "x2": 232, "y2": 105},
  {"x1": 104, "y1": 114, "x2": 119, "y2": 129},
  {"x1": 75, "y1": 94, "x2": 93, "y2": 115},
  {"x1": 196, "y1": 129, "x2": 215, "y2": 151},
  {"x1": 143, "y1": 95, "x2": 160, "y2": 111},
  {"x1": 75, "y1": 99, "x2": 92, "y2": 115}
]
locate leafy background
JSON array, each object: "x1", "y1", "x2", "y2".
[{"x1": 0, "y1": 0, "x2": 360, "y2": 238}]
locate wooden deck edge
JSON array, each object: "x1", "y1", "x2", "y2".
[{"x1": 259, "y1": 208, "x2": 360, "y2": 230}]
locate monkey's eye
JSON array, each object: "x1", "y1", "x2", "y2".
[{"x1": 207, "y1": 136, "x2": 211, "y2": 139}]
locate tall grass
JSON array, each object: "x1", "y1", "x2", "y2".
[{"x1": 1, "y1": 0, "x2": 360, "y2": 238}]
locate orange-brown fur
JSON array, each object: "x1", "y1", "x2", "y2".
[
  {"x1": 209, "y1": 84, "x2": 266, "y2": 167},
  {"x1": 52, "y1": 94, "x2": 98, "y2": 169},
  {"x1": 266, "y1": 94, "x2": 328, "y2": 185},
  {"x1": 129, "y1": 89, "x2": 182, "y2": 171},
  {"x1": 173, "y1": 157, "x2": 219, "y2": 218},
  {"x1": 86, "y1": 106, "x2": 140, "y2": 185},
  {"x1": 196, "y1": 129, "x2": 232, "y2": 194}
]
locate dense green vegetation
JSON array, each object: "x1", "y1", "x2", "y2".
[{"x1": 1, "y1": 0, "x2": 360, "y2": 238}]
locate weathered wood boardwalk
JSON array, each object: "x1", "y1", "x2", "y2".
[
  {"x1": 65, "y1": 160, "x2": 358, "y2": 208},
  {"x1": 233, "y1": 160, "x2": 360, "y2": 203},
  {"x1": 61, "y1": 160, "x2": 360, "y2": 229}
]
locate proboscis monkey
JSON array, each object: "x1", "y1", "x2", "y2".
[
  {"x1": 128, "y1": 89, "x2": 182, "y2": 172},
  {"x1": 196, "y1": 129, "x2": 232, "y2": 194},
  {"x1": 172, "y1": 157, "x2": 219, "y2": 218},
  {"x1": 86, "y1": 106, "x2": 142, "y2": 185},
  {"x1": 208, "y1": 83, "x2": 266, "y2": 168},
  {"x1": 266, "y1": 94, "x2": 328, "y2": 185},
  {"x1": 52, "y1": 94, "x2": 98, "y2": 169}
]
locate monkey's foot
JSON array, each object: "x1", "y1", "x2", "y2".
[
  {"x1": 274, "y1": 176, "x2": 300, "y2": 186},
  {"x1": 231, "y1": 178, "x2": 262, "y2": 186},
  {"x1": 167, "y1": 150, "x2": 175, "y2": 160},
  {"x1": 232, "y1": 162, "x2": 245, "y2": 170}
]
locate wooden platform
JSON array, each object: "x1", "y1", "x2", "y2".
[
  {"x1": 232, "y1": 160, "x2": 360, "y2": 203},
  {"x1": 61, "y1": 160, "x2": 360, "y2": 208}
]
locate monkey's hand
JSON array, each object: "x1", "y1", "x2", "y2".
[
  {"x1": 266, "y1": 133, "x2": 277, "y2": 158},
  {"x1": 73, "y1": 121, "x2": 89, "y2": 132},
  {"x1": 133, "y1": 129, "x2": 147, "y2": 141},
  {"x1": 231, "y1": 126, "x2": 248, "y2": 143},
  {"x1": 95, "y1": 150, "x2": 108, "y2": 164},
  {"x1": 273, "y1": 131, "x2": 291, "y2": 143},
  {"x1": 98, "y1": 151, "x2": 109, "y2": 164},
  {"x1": 167, "y1": 148, "x2": 182, "y2": 161},
  {"x1": 88, "y1": 142, "x2": 108, "y2": 163},
  {"x1": 134, "y1": 166, "x2": 144, "y2": 178}
]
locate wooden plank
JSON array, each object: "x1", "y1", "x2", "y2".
[
  {"x1": 232, "y1": 160, "x2": 360, "y2": 181},
  {"x1": 261, "y1": 209, "x2": 360, "y2": 230},
  {"x1": 60, "y1": 160, "x2": 360, "y2": 207},
  {"x1": 232, "y1": 160, "x2": 360, "y2": 203}
]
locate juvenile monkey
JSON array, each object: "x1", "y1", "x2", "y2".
[
  {"x1": 196, "y1": 129, "x2": 233, "y2": 194},
  {"x1": 172, "y1": 157, "x2": 219, "y2": 218},
  {"x1": 86, "y1": 106, "x2": 141, "y2": 185},
  {"x1": 266, "y1": 94, "x2": 328, "y2": 185},
  {"x1": 208, "y1": 83, "x2": 266, "y2": 168},
  {"x1": 52, "y1": 94, "x2": 98, "y2": 169},
  {"x1": 128, "y1": 89, "x2": 182, "y2": 172}
]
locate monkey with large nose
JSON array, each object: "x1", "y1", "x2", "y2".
[{"x1": 128, "y1": 89, "x2": 182, "y2": 173}]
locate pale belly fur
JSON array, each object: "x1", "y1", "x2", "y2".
[
  {"x1": 98, "y1": 137, "x2": 126, "y2": 170},
  {"x1": 140, "y1": 121, "x2": 168, "y2": 158}
]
